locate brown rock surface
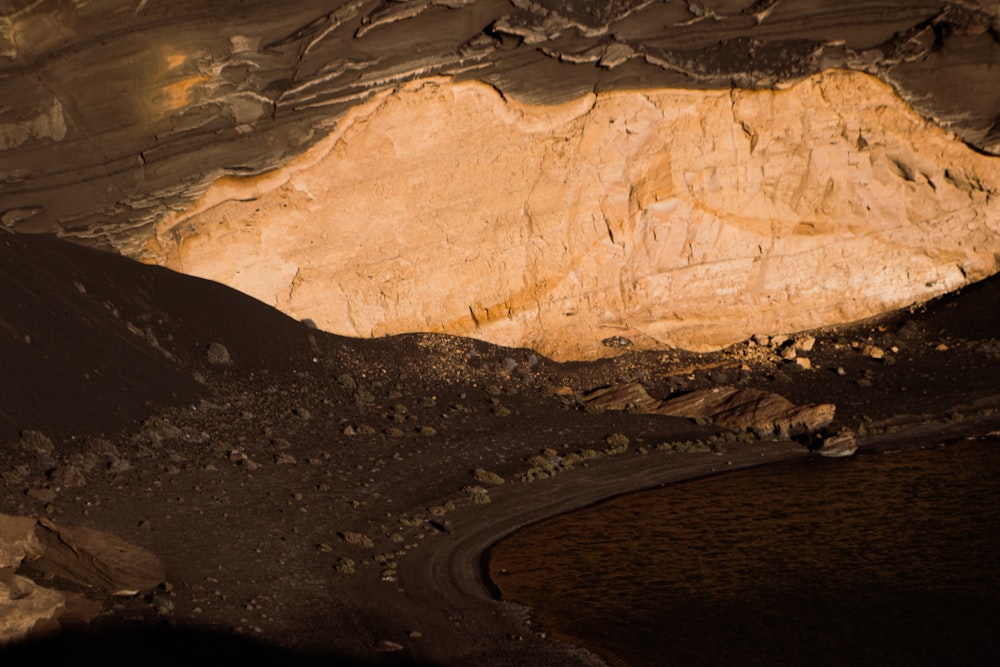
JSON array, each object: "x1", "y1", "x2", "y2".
[
  {"x1": 2, "y1": 1, "x2": 998, "y2": 251},
  {"x1": 3, "y1": 2, "x2": 999, "y2": 361},
  {"x1": 143, "y1": 71, "x2": 1000, "y2": 359},
  {"x1": 817, "y1": 430, "x2": 859, "y2": 457},
  {"x1": 657, "y1": 387, "x2": 836, "y2": 438},
  {"x1": 0, "y1": 512, "x2": 164, "y2": 645},
  {"x1": 583, "y1": 382, "x2": 835, "y2": 438},
  {"x1": 0, "y1": 572, "x2": 65, "y2": 646},
  {"x1": 32, "y1": 518, "x2": 166, "y2": 596},
  {"x1": 1, "y1": 514, "x2": 60, "y2": 646},
  {"x1": 582, "y1": 382, "x2": 661, "y2": 413},
  {"x1": 0, "y1": 513, "x2": 41, "y2": 568}
]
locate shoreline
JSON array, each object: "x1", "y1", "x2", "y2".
[{"x1": 372, "y1": 412, "x2": 1000, "y2": 666}]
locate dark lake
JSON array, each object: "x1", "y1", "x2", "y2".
[{"x1": 488, "y1": 439, "x2": 1000, "y2": 666}]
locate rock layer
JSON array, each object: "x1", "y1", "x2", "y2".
[
  {"x1": 144, "y1": 71, "x2": 1000, "y2": 359},
  {"x1": 583, "y1": 382, "x2": 836, "y2": 438},
  {"x1": 2, "y1": 1, "x2": 999, "y2": 248}
]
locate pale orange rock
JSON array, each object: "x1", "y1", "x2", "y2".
[
  {"x1": 1, "y1": 514, "x2": 61, "y2": 645},
  {"x1": 142, "y1": 70, "x2": 1000, "y2": 360}
]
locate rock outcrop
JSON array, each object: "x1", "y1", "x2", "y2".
[
  {"x1": 0, "y1": 513, "x2": 165, "y2": 645},
  {"x1": 1, "y1": 514, "x2": 60, "y2": 646},
  {"x1": 583, "y1": 382, "x2": 835, "y2": 439},
  {"x1": 143, "y1": 71, "x2": 1000, "y2": 359},
  {"x1": 657, "y1": 387, "x2": 836, "y2": 439},
  {"x1": 816, "y1": 430, "x2": 859, "y2": 457}
]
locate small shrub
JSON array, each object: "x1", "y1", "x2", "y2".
[
  {"x1": 419, "y1": 426, "x2": 437, "y2": 436},
  {"x1": 340, "y1": 531, "x2": 374, "y2": 548},
  {"x1": 605, "y1": 433, "x2": 630, "y2": 447},
  {"x1": 604, "y1": 433, "x2": 630, "y2": 455},
  {"x1": 462, "y1": 485, "x2": 491, "y2": 504},
  {"x1": 520, "y1": 467, "x2": 550, "y2": 482},
  {"x1": 473, "y1": 468, "x2": 505, "y2": 485},
  {"x1": 657, "y1": 440, "x2": 711, "y2": 453},
  {"x1": 337, "y1": 374, "x2": 357, "y2": 390},
  {"x1": 334, "y1": 557, "x2": 356, "y2": 574},
  {"x1": 527, "y1": 454, "x2": 555, "y2": 472},
  {"x1": 428, "y1": 500, "x2": 457, "y2": 517}
]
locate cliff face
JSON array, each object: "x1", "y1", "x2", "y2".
[
  {"x1": 3, "y1": 1, "x2": 1000, "y2": 359},
  {"x1": 143, "y1": 70, "x2": 1000, "y2": 359}
]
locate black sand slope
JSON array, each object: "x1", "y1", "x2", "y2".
[{"x1": 0, "y1": 231, "x2": 321, "y2": 441}]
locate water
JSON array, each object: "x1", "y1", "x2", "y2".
[{"x1": 488, "y1": 440, "x2": 1000, "y2": 666}]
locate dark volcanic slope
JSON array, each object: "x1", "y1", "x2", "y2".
[
  {"x1": 0, "y1": 231, "x2": 321, "y2": 441},
  {"x1": 1, "y1": 0, "x2": 998, "y2": 248},
  {"x1": 1, "y1": 232, "x2": 999, "y2": 665}
]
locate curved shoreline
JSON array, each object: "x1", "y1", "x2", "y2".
[
  {"x1": 379, "y1": 414, "x2": 1000, "y2": 666},
  {"x1": 385, "y1": 438, "x2": 807, "y2": 665}
]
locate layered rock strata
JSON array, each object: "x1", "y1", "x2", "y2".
[
  {"x1": 2, "y1": 1, "x2": 998, "y2": 247},
  {"x1": 2, "y1": 1, "x2": 999, "y2": 359},
  {"x1": 144, "y1": 71, "x2": 1000, "y2": 359},
  {"x1": 583, "y1": 382, "x2": 836, "y2": 438}
]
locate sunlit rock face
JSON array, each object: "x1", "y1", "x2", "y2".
[
  {"x1": 144, "y1": 70, "x2": 1000, "y2": 359},
  {"x1": 3, "y1": 1, "x2": 1000, "y2": 359}
]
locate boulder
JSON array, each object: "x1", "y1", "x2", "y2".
[
  {"x1": 0, "y1": 571, "x2": 65, "y2": 646},
  {"x1": 0, "y1": 512, "x2": 166, "y2": 644},
  {"x1": 657, "y1": 388, "x2": 835, "y2": 438},
  {"x1": 582, "y1": 383, "x2": 660, "y2": 413},
  {"x1": 32, "y1": 518, "x2": 166, "y2": 596},
  {"x1": 582, "y1": 384, "x2": 835, "y2": 439},
  {"x1": 0, "y1": 514, "x2": 42, "y2": 569},
  {"x1": 817, "y1": 431, "x2": 859, "y2": 458},
  {"x1": 0, "y1": 514, "x2": 60, "y2": 645}
]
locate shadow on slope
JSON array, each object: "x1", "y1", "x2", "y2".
[
  {"x1": 0, "y1": 622, "x2": 429, "y2": 667},
  {"x1": 0, "y1": 232, "x2": 322, "y2": 441}
]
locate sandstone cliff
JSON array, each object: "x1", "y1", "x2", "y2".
[{"x1": 142, "y1": 70, "x2": 1000, "y2": 360}]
